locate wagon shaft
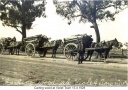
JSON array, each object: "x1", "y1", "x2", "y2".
[{"x1": 85, "y1": 47, "x2": 109, "y2": 50}]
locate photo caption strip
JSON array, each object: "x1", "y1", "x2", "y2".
[{"x1": 34, "y1": 86, "x2": 86, "y2": 90}]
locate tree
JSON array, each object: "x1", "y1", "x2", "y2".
[
  {"x1": 53, "y1": 0, "x2": 128, "y2": 42},
  {"x1": 0, "y1": 0, "x2": 46, "y2": 40}
]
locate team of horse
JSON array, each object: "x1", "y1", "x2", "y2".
[
  {"x1": 0, "y1": 35, "x2": 120, "y2": 62},
  {"x1": 84, "y1": 38, "x2": 119, "y2": 62},
  {"x1": 0, "y1": 37, "x2": 17, "y2": 55}
]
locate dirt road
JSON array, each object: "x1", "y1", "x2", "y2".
[{"x1": 0, "y1": 54, "x2": 127, "y2": 86}]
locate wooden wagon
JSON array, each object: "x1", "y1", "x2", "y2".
[
  {"x1": 63, "y1": 34, "x2": 86, "y2": 60},
  {"x1": 23, "y1": 34, "x2": 56, "y2": 57}
]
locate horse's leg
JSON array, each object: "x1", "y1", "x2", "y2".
[
  {"x1": 51, "y1": 49, "x2": 54, "y2": 58},
  {"x1": 53, "y1": 50, "x2": 55, "y2": 58},
  {"x1": 43, "y1": 49, "x2": 47, "y2": 57},
  {"x1": 39, "y1": 50, "x2": 44, "y2": 57},
  {"x1": 12, "y1": 48, "x2": 15, "y2": 55},
  {"x1": 89, "y1": 50, "x2": 94, "y2": 61},
  {"x1": 100, "y1": 53, "x2": 104, "y2": 58},
  {"x1": 54, "y1": 49, "x2": 57, "y2": 58},
  {"x1": 104, "y1": 50, "x2": 109, "y2": 62},
  {"x1": 16, "y1": 48, "x2": 18, "y2": 55},
  {"x1": 95, "y1": 52, "x2": 99, "y2": 59},
  {"x1": 84, "y1": 50, "x2": 90, "y2": 61},
  {"x1": 8, "y1": 49, "x2": 11, "y2": 55},
  {"x1": 9, "y1": 47, "x2": 13, "y2": 55},
  {"x1": 99, "y1": 53, "x2": 102, "y2": 60},
  {"x1": 17, "y1": 48, "x2": 20, "y2": 55},
  {"x1": 10, "y1": 48, "x2": 13, "y2": 55},
  {"x1": 53, "y1": 47, "x2": 58, "y2": 58},
  {"x1": 18, "y1": 48, "x2": 20, "y2": 55},
  {"x1": 78, "y1": 53, "x2": 81, "y2": 64},
  {"x1": 81, "y1": 53, "x2": 84, "y2": 64}
]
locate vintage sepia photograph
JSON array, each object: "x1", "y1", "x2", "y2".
[{"x1": 0, "y1": 0, "x2": 128, "y2": 88}]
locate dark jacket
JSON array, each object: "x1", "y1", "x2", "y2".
[{"x1": 77, "y1": 41, "x2": 84, "y2": 53}]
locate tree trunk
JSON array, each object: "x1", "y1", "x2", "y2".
[
  {"x1": 22, "y1": 24, "x2": 26, "y2": 40},
  {"x1": 92, "y1": 21, "x2": 100, "y2": 43}
]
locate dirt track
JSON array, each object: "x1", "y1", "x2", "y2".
[{"x1": 0, "y1": 54, "x2": 127, "y2": 86}]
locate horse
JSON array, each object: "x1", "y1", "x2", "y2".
[
  {"x1": 13, "y1": 41, "x2": 23, "y2": 55},
  {"x1": 84, "y1": 41, "x2": 107, "y2": 61},
  {"x1": 36, "y1": 36, "x2": 50, "y2": 57},
  {"x1": 85, "y1": 38, "x2": 119, "y2": 62},
  {"x1": 39, "y1": 39, "x2": 63, "y2": 58},
  {"x1": 51, "y1": 39, "x2": 63, "y2": 58}
]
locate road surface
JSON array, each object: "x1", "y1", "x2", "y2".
[{"x1": 0, "y1": 54, "x2": 127, "y2": 86}]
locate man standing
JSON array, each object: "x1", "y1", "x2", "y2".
[{"x1": 77, "y1": 39, "x2": 84, "y2": 64}]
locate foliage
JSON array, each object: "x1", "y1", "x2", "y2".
[
  {"x1": 53, "y1": 0, "x2": 128, "y2": 42},
  {"x1": 0, "y1": 0, "x2": 46, "y2": 38},
  {"x1": 53, "y1": 0, "x2": 128, "y2": 24}
]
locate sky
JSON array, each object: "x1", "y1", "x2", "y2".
[{"x1": 0, "y1": 0, "x2": 128, "y2": 47}]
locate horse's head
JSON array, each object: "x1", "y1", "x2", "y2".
[
  {"x1": 5, "y1": 37, "x2": 12, "y2": 46},
  {"x1": 55, "y1": 39, "x2": 63, "y2": 47},
  {"x1": 12, "y1": 37, "x2": 16, "y2": 42},
  {"x1": 106, "y1": 38, "x2": 119, "y2": 48},
  {"x1": 112, "y1": 38, "x2": 119, "y2": 47}
]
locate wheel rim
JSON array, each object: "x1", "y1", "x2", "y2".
[
  {"x1": 64, "y1": 43, "x2": 77, "y2": 60},
  {"x1": 25, "y1": 43, "x2": 35, "y2": 56}
]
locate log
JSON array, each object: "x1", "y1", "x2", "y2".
[
  {"x1": 24, "y1": 34, "x2": 43, "y2": 41},
  {"x1": 64, "y1": 37, "x2": 79, "y2": 44}
]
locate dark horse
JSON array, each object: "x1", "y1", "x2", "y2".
[
  {"x1": 14, "y1": 41, "x2": 23, "y2": 55},
  {"x1": 85, "y1": 38, "x2": 119, "y2": 62},
  {"x1": 39, "y1": 39, "x2": 63, "y2": 58},
  {"x1": 51, "y1": 39, "x2": 63, "y2": 58}
]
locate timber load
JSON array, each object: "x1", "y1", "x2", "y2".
[
  {"x1": 23, "y1": 34, "x2": 43, "y2": 41},
  {"x1": 64, "y1": 34, "x2": 85, "y2": 44},
  {"x1": 23, "y1": 34, "x2": 51, "y2": 43}
]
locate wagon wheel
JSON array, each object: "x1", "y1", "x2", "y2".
[
  {"x1": 64, "y1": 43, "x2": 78, "y2": 60},
  {"x1": 25, "y1": 43, "x2": 35, "y2": 56},
  {"x1": 0, "y1": 43, "x2": 3, "y2": 54}
]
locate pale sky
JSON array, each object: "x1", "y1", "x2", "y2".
[{"x1": 0, "y1": 0, "x2": 128, "y2": 45}]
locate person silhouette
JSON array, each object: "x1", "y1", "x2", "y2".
[{"x1": 77, "y1": 39, "x2": 84, "y2": 64}]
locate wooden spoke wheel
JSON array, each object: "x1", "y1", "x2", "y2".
[
  {"x1": 63, "y1": 43, "x2": 78, "y2": 60},
  {"x1": 0, "y1": 43, "x2": 3, "y2": 54},
  {"x1": 25, "y1": 43, "x2": 35, "y2": 56}
]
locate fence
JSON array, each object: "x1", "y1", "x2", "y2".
[{"x1": 108, "y1": 49, "x2": 127, "y2": 58}]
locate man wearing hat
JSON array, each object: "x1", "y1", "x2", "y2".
[{"x1": 77, "y1": 39, "x2": 84, "y2": 64}]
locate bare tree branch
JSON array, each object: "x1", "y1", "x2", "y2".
[
  {"x1": 15, "y1": 27, "x2": 22, "y2": 35},
  {"x1": 6, "y1": 24, "x2": 22, "y2": 35}
]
